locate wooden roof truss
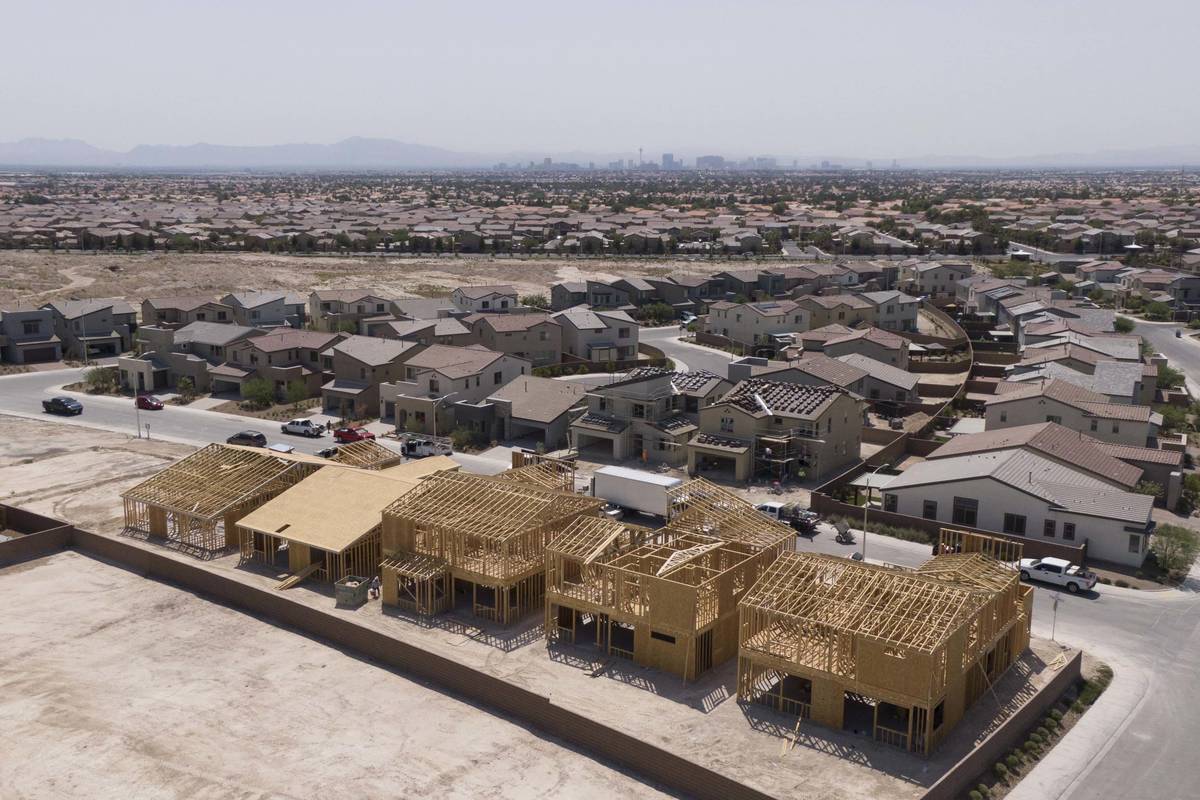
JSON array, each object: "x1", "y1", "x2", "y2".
[
  {"x1": 665, "y1": 478, "x2": 795, "y2": 552},
  {"x1": 330, "y1": 440, "x2": 404, "y2": 470},
  {"x1": 497, "y1": 460, "x2": 577, "y2": 493}
]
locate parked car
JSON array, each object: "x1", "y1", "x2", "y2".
[
  {"x1": 316, "y1": 446, "x2": 340, "y2": 459},
  {"x1": 601, "y1": 503, "x2": 624, "y2": 521},
  {"x1": 135, "y1": 394, "x2": 164, "y2": 410},
  {"x1": 42, "y1": 396, "x2": 83, "y2": 416},
  {"x1": 226, "y1": 430, "x2": 267, "y2": 447},
  {"x1": 401, "y1": 437, "x2": 452, "y2": 458},
  {"x1": 281, "y1": 419, "x2": 324, "y2": 438},
  {"x1": 1019, "y1": 557, "x2": 1097, "y2": 593},
  {"x1": 334, "y1": 426, "x2": 376, "y2": 443}
]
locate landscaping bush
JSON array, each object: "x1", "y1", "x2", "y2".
[
  {"x1": 284, "y1": 380, "x2": 309, "y2": 408},
  {"x1": 1005, "y1": 754, "x2": 1020, "y2": 769},
  {"x1": 1158, "y1": 364, "x2": 1186, "y2": 391},
  {"x1": 84, "y1": 365, "x2": 118, "y2": 394},
  {"x1": 241, "y1": 377, "x2": 276, "y2": 409},
  {"x1": 993, "y1": 763, "x2": 1008, "y2": 780},
  {"x1": 976, "y1": 783, "x2": 991, "y2": 797},
  {"x1": 1114, "y1": 579, "x2": 1130, "y2": 588},
  {"x1": 1152, "y1": 524, "x2": 1200, "y2": 577},
  {"x1": 824, "y1": 514, "x2": 933, "y2": 544},
  {"x1": 1146, "y1": 301, "x2": 1172, "y2": 321},
  {"x1": 969, "y1": 791, "x2": 982, "y2": 800},
  {"x1": 176, "y1": 376, "x2": 196, "y2": 402},
  {"x1": 1113, "y1": 315, "x2": 1135, "y2": 334}
]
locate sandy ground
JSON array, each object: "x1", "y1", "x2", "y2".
[
  {"x1": 0, "y1": 551, "x2": 672, "y2": 800},
  {"x1": 0, "y1": 251, "x2": 712, "y2": 306},
  {"x1": 0, "y1": 412, "x2": 1078, "y2": 800}
]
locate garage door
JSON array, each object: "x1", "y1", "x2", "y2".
[{"x1": 21, "y1": 347, "x2": 59, "y2": 363}]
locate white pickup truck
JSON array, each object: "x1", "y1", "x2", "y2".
[
  {"x1": 1019, "y1": 557, "x2": 1097, "y2": 593},
  {"x1": 281, "y1": 419, "x2": 324, "y2": 438}
]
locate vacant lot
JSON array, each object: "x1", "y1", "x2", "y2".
[
  {"x1": 0, "y1": 250, "x2": 718, "y2": 306},
  {"x1": 0, "y1": 551, "x2": 671, "y2": 800}
]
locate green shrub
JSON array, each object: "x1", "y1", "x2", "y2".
[
  {"x1": 1049, "y1": 709, "x2": 1064, "y2": 721},
  {"x1": 84, "y1": 365, "x2": 118, "y2": 394},
  {"x1": 1115, "y1": 579, "x2": 1131, "y2": 588},
  {"x1": 1005, "y1": 754, "x2": 1020, "y2": 769},
  {"x1": 1029, "y1": 732, "x2": 1044, "y2": 744},
  {"x1": 976, "y1": 784, "x2": 991, "y2": 797},
  {"x1": 1152, "y1": 524, "x2": 1200, "y2": 577},
  {"x1": 969, "y1": 791, "x2": 983, "y2": 800},
  {"x1": 1113, "y1": 316, "x2": 1135, "y2": 333},
  {"x1": 1188, "y1": 318, "x2": 1200, "y2": 330},
  {"x1": 241, "y1": 378, "x2": 275, "y2": 409},
  {"x1": 993, "y1": 763, "x2": 1009, "y2": 780},
  {"x1": 1037, "y1": 725, "x2": 1051, "y2": 738}
]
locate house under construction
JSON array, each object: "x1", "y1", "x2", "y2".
[
  {"x1": 380, "y1": 470, "x2": 604, "y2": 624},
  {"x1": 121, "y1": 444, "x2": 325, "y2": 555},
  {"x1": 545, "y1": 478, "x2": 795, "y2": 680},
  {"x1": 325, "y1": 439, "x2": 405, "y2": 470},
  {"x1": 736, "y1": 530, "x2": 1032, "y2": 755}
]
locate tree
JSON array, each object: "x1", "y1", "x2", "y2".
[
  {"x1": 1146, "y1": 301, "x2": 1172, "y2": 321},
  {"x1": 1151, "y1": 524, "x2": 1200, "y2": 577},
  {"x1": 1158, "y1": 364, "x2": 1185, "y2": 391},
  {"x1": 176, "y1": 376, "x2": 196, "y2": 401},
  {"x1": 1113, "y1": 316, "x2": 1135, "y2": 334},
  {"x1": 520, "y1": 293, "x2": 548, "y2": 309},
  {"x1": 1135, "y1": 480, "x2": 1164, "y2": 501},
  {"x1": 84, "y1": 366, "x2": 116, "y2": 394},
  {"x1": 242, "y1": 377, "x2": 275, "y2": 408},
  {"x1": 284, "y1": 381, "x2": 309, "y2": 408}
]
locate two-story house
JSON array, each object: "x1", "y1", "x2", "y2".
[
  {"x1": 857, "y1": 290, "x2": 919, "y2": 332},
  {"x1": 140, "y1": 295, "x2": 234, "y2": 328},
  {"x1": 705, "y1": 300, "x2": 806, "y2": 354},
  {"x1": 210, "y1": 328, "x2": 345, "y2": 400},
  {"x1": 308, "y1": 289, "x2": 396, "y2": 333},
  {"x1": 450, "y1": 284, "x2": 518, "y2": 314},
  {"x1": 687, "y1": 379, "x2": 864, "y2": 482},
  {"x1": 321, "y1": 335, "x2": 422, "y2": 418},
  {"x1": 42, "y1": 299, "x2": 137, "y2": 358},
  {"x1": 119, "y1": 321, "x2": 262, "y2": 393},
  {"x1": 552, "y1": 307, "x2": 639, "y2": 364},
  {"x1": 570, "y1": 368, "x2": 731, "y2": 466},
  {"x1": 220, "y1": 291, "x2": 304, "y2": 329},
  {"x1": 902, "y1": 261, "x2": 973, "y2": 302},
  {"x1": 379, "y1": 344, "x2": 530, "y2": 434},
  {"x1": 465, "y1": 312, "x2": 562, "y2": 366},
  {"x1": 0, "y1": 308, "x2": 61, "y2": 363},
  {"x1": 370, "y1": 317, "x2": 474, "y2": 347},
  {"x1": 795, "y1": 294, "x2": 877, "y2": 330}
]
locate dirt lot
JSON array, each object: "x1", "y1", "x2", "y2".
[
  {"x1": 0, "y1": 250, "x2": 715, "y2": 306},
  {"x1": 0, "y1": 551, "x2": 670, "y2": 800}
]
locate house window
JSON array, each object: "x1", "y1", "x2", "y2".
[
  {"x1": 430, "y1": 379, "x2": 440, "y2": 392},
  {"x1": 883, "y1": 493, "x2": 897, "y2": 512},
  {"x1": 632, "y1": 403, "x2": 646, "y2": 419},
  {"x1": 999, "y1": 411, "x2": 1007, "y2": 423},
  {"x1": 21, "y1": 321, "x2": 39, "y2": 335},
  {"x1": 376, "y1": 303, "x2": 385, "y2": 312},
  {"x1": 493, "y1": 371, "x2": 502, "y2": 385},
  {"x1": 251, "y1": 310, "x2": 260, "y2": 319},
  {"x1": 618, "y1": 327, "x2": 630, "y2": 339},
  {"x1": 1046, "y1": 415, "x2": 1062, "y2": 424},
  {"x1": 481, "y1": 301, "x2": 490, "y2": 310},
  {"x1": 922, "y1": 500, "x2": 937, "y2": 520},
  {"x1": 720, "y1": 416, "x2": 734, "y2": 433},
  {"x1": 1129, "y1": 535, "x2": 1141, "y2": 554},
  {"x1": 539, "y1": 329, "x2": 548, "y2": 341},
  {"x1": 649, "y1": 630, "x2": 676, "y2": 644},
  {"x1": 500, "y1": 300, "x2": 509, "y2": 309},
  {"x1": 1112, "y1": 422, "x2": 1120, "y2": 434},
  {"x1": 1044, "y1": 519, "x2": 1056, "y2": 538},
  {"x1": 475, "y1": 376, "x2": 480, "y2": 387},
  {"x1": 196, "y1": 313, "x2": 206, "y2": 321},
  {"x1": 952, "y1": 496, "x2": 978, "y2": 527},
  {"x1": 1063, "y1": 523, "x2": 1075, "y2": 540},
  {"x1": 1090, "y1": 419, "x2": 1098, "y2": 432},
  {"x1": 218, "y1": 311, "x2": 228, "y2": 320},
  {"x1": 1003, "y1": 513, "x2": 1027, "y2": 536},
  {"x1": 360, "y1": 368, "x2": 366, "y2": 380}
]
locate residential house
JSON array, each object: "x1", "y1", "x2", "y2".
[
  {"x1": 901, "y1": 261, "x2": 973, "y2": 302},
  {"x1": 322, "y1": 335, "x2": 422, "y2": 418},
  {"x1": 820, "y1": 326, "x2": 911, "y2": 369},
  {"x1": 42, "y1": 298, "x2": 137, "y2": 358},
  {"x1": 379, "y1": 344, "x2": 529, "y2": 434},
  {"x1": 795, "y1": 294, "x2": 876, "y2": 330},
  {"x1": 451, "y1": 284, "x2": 518, "y2": 313},
  {"x1": 857, "y1": 290, "x2": 919, "y2": 332},
  {"x1": 879, "y1": 449, "x2": 1154, "y2": 567},
  {"x1": 308, "y1": 289, "x2": 396, "y2": 332},
  {"x1": 705, "y1": 300, "x2": 806, "y2": 354},
  {"x1": 570, "y1": 368, "x2": 731, "y2": 466},
  {"x1": 485, "y1": 375, "x2": 589, "y2": 448},
  {"x1": 465, "y1": 312, "x2": 562, "y2": 366},
  {"x1": 985, "y1": 380, "x2": 1161, "y2": 447},
  {"x1": 611, "y1": 277, "x2": 658, "y2": 307},
  {"x1": 211, "y1": 328, "x2": 344, "y2": 399},
  {"x1": 369, "y1": 317, "x2": 474, "y2": 347},
  {"x1": 687, "y1": 379, "x2": 864, "y2": 482},
  {"x1": 120, "y1": 321, "x2": 262, "y2": 394},
  {"x1": 0, "y1": 308, "x2": 61, "y2": 363},
  {"x1": 221, "y1": 291, "x2": 302, "y2": 329},
  {"x1": 552, "y1": 307, "x2": 639, "y2": 364},
  {"x1": 140, "y1": 295, "x2": 234, "y2": 328},
  {"x1": 550, "y1": 281, "x2": 588, "y2": 311}
]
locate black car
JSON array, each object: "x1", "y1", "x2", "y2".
[
  {"x1": 226, "y1": 430, "x2": 267, "y2": 447},
  {"x1": 42, "y1": 396, "x2": 83, "y2": 416}
]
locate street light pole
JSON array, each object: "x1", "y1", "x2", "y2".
[{"x1": 862, "y1": 462, "x2": 887, "y2": 562}]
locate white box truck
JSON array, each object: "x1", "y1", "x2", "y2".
[{"x1": 591, "y1": 465, "x2": 683, "y2": 518}]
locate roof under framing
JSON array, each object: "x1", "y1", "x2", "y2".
[
  {"x1": 497, "y1": 460, "x2": 576, "y2": 493},
  {"x1": 122, "y1": 443, "x2": 321, "y2": 520},
  {"x1": 665, "y1": 478, "x2": 795, "y2": 551},
  {"x1": 741, "y1": 552, "x2": 987, "y2": 653},
  {"x1": 382, "y1": 471, "x2": 604, "y2": 542},
  {"x1": 607, "y1": 532, "x2": 754, "y2": 588},
  {"x1": 915, "y1": 552, "x2": 1019, "y2": 594},
  {"x1": 328, "y1": 440, "x2": 404, "y2": 470},
  {"x1": 547, "y1": 516, "x2": 639, "y2": 563}
]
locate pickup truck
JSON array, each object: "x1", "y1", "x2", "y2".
[
  {"x1": 402, "y1": 437, "x2": 452, "y2": 458},
  {"x1": 1019, "y1": 557, "x2": 1097, "y2": 593},
  {"x1": 281, "y1": 419, "x2": 324, "y2": 438},
  {"x1": 43, "y1": 396, "x2": 83, "y2": 416}
]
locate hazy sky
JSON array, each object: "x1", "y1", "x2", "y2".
[{"x1": 4, "y1": 0, "x2": 1197, "y2": 160}]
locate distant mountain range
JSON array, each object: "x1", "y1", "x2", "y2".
[{"x1": 0, "y1": 137, "x2": 1198, "y2": 170}]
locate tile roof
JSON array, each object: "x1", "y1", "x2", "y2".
[
  {"x1": 250, "y1": 328, "x2": 342, "y2": 353},
  {"x1": 467, "y1": 312, "x2": 556, "y2": 332},
  {"x1": 834, "y1": 354, "x2": 919, "y2": 391},
  {"x1": 454, "y1": 284, "x2": 516, "y2": 299},
  {"x1": 330, "y1": 335, "x2": 419, "y2": 366},
  {"x1": 401, "y1": 343, "x2": 507, "y2": 377},
  {"x1": 487, "y1": 375, "x2": 586, "y2": 423},
  {"x1": 721, "y1": 378, "x2": 846, "y2": 419}
]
